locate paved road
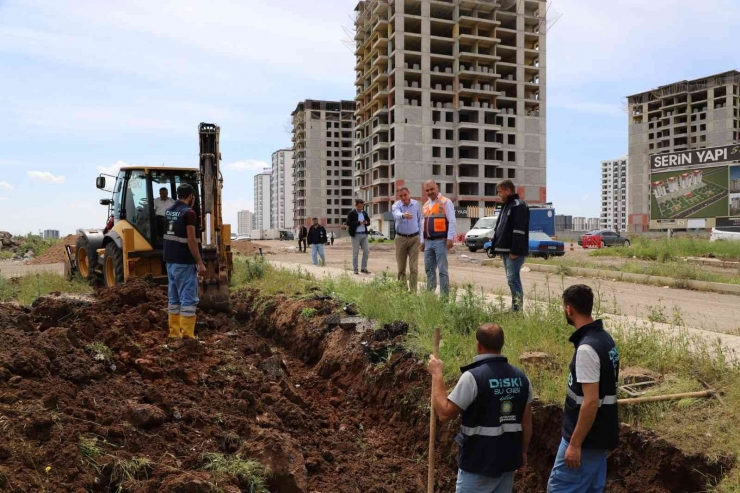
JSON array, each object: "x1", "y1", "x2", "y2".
[
  {"x1": 263, "y1": 241, "x2": 740, "y2": 337},
  {"x1": 0, "y1": 262, "x2": 65, "y2": 279}
]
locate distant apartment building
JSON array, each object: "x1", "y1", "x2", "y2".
[
  {"x1": 253, "y1": 172, "x2": 272, "y2": 231},
  {"x1": 555, "y1": 214, "x2": 572, "y2": 231},
  {"x1": 43, "y1": 229, "x2": 60, "y2": 240},
  {"x1": 237, "y1": 210, "x2": 254, "y2": 236},
  {"x1": 291, "y1": 100, "x2": 356, "y2": 230},
  {"x1": 353, "y1": 0, "x2": 547, "y2": 223},
  {"x1": 600, "y1": 156, "x2": 628, "y2": 232},
  {"x1": 271, "y1": 149, "x2": 294, "y2": 230},
  {"x1": 572, "y1": 217, "x2": 586, "y2": 231},
  {"x1": 586, "y1": 218, "x2": 600, "y2": 231},
  {"x1": 627, "y1": 70, "x2": 740, "y2": 231}
]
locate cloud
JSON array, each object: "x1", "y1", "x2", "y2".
[
  {"x1": 0, "y1": 197, "x2": 8, "y2": 201},
  {"x1": 97, "y1": 160, "x2": 128, "y2": 175},
  {"x1": 0, "y1": 181, "x2": 13, "y2": 190},
  {"x1": 226, "y1": 160, "x2": 269, "y2": 172},
  {"x1": 27, "y1": 171, "x2": 65, "y2": 184}
]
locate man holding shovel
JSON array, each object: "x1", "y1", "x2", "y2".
[{"x1": 428, "y1": 323, "x2": 533, "y2": 492}]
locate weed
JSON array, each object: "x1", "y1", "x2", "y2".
[
  {"x1": 0, "y1": 272, "x2": 91, "y2": 305},
  {"x1": 646, "y1": 304, "x2": 668, "y2": 324},
  {"x1": 232, "y1": 256, "x2": 267, "y2": 286},
  {"x1": 86, "y1": 342, "x2": 114, "y2": 362},
  {"x1": 590, "y1": 236, "x2": 740, "y2": 262},
  {"x1": 110, "y1": 457, "x2": 153, "y2": 488},
  {"x1": 300, "y1": 308, "x2": 317, "y2": 320},
  {"x1": 202, "y1": 453, "x2": 270, "y2": 492}
]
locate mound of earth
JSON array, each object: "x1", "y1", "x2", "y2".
[
  {"x1": 30, "y1": 235, "x2": 80, "y2": 265},
  {"x1": 231, "y1": 241, "x2": 271, "y2": 256},
  {"x1": 0, "y1": 279, "x2": 733, "y2": 492}
]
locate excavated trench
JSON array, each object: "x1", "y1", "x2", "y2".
[{"x1": 0, "y1": 279, "x2": 733, "y2": 492}]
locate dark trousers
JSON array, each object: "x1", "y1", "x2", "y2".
[{"x1": 298, "y1": 238, "x2": 307, "y2": 252}]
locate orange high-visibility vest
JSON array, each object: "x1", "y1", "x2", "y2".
[{"x1": 423, "y1": 194, "x2": 449, "y2": 240}]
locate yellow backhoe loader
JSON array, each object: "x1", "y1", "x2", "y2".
[{"x1": 65, "y1": 123, "x2": 233, "y2": 310}]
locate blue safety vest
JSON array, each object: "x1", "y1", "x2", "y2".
[{"x1": 163, "y1": 201, "x2": 199, "y2": 264}]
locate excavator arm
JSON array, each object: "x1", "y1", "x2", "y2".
[{"x1": 197, "y1": 123, "x2": 233, "y2": 311}]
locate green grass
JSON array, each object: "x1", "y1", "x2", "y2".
[
  {"x1": 300, "y1": 307, "x2": 317, "y2": 320},
  {"x1": 0, "y1": 273, "x2": 91, "y2": 306},
  {"x1": 590, "y1": 236, "x2": 740, "y2": 262},
  {"x1": 202, "y1": 453, "x2": 270, "y2": 492},
  {"x1": 527, "y1": 257, "x2": 740, "y2": 286},
  {"x1": 19, "y1": 235, "x2": 60, "y2": 257},
  {"x1": 0, "y1": 250, "x2": 14, "y2": 260},
  {"x1": 110, "y1": 457, "x2": 153, "y2": 489},
  {"x1": 86, "y1": 342, "x2": 114, "y2": 362},
  {"x1": 232, "y1": 256, "x2": 316, "y2": 296}
]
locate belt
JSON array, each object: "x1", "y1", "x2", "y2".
[{"x1": 396, "y1": 232, "x2": 419, "y2": 237}]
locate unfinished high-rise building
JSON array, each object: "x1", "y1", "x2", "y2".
[
  {"x1": 353, "y1": 0, "x2": 547, "y2": 228},
  {"x1": 291, "y1": 100, "x2": 356, "y2": 232},
  {"x1": 627, "y1": 70, "x2": 740, "y2": 232},
  {"x1": 271, "y1": 148, "x2": 294, "y2": 230}
]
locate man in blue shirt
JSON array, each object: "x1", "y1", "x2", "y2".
[{"x1": 392, "y1": 186, "x2": 423, "y2": 291}]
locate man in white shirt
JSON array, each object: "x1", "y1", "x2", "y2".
[{"x1": 154, "y1": 187, "x2": 176, "y2": 239}]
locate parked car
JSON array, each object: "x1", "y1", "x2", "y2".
[
  {"x1": 710, "y1": 228, "x2": 740, "y2": 242},
  {"x1": 577, "y1": 230, "x2": 630, "y2": 248},
  {"x1": 484, "y1": 232, "x2": 565, "y2": 259},
  {"x1": 465, "y1": 215, "x2": 499, "y2": 252},
  {"x1": 235, "y1": 235, "x2": 252, "y2": 242},
  {"x1": 368, "y1": 230, "x2": 387, "y2": 240}
]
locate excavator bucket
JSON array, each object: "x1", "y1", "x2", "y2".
[{"x1": 199, "y1": 283, "x2": 231, "y2": 312}]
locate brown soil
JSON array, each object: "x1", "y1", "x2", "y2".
[
  {"x1": 0, "y1": 280, "x2": 733, "y2": 492},
  {"x1": 30, "y1": 235, "x2": 80, "y2": 265},
  {"x1": 231, "y1": 242, "x2": 271, "y2": 256}
]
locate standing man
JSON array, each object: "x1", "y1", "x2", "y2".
[
  {"x1": 548, "y1": 285, "x2": 620, "y2": 493},
  {"x1": 329, "y1": 230, "x2": 335, "y2": 246},
  {"x1": 421, "y1": 180, "x2": 456, "y2": 296},
  {"x1": 307, "y1": 217, "x2": 327, "y2": 266},
  {"x1": 346, "y1": 199, "x2": 371, "y2": 275},
  {"x1": 154, "y1": 187, "x2": 176, "y2": 239},
  {"x1": 392, "y1": 186, "x2": 422, "y2": 291},
  {"x1": 163, "y1": 183, "x2": 206, "y2": 339},
  {"x1": 490, "y1": 180, "x2": 530, "y2": 312},
  {"x1": 298, "y1": 224, "x2": 308, "y2": 253},
  {"x1": 428, "y1": 323, "x2": 533, "y2": 493}
]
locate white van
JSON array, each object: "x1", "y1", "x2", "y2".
[{"x1": 465, "y1": 214, "x2": 499, "y2": 252}]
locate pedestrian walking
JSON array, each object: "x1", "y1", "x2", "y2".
[
  {"x1": 391, "y1": 186, "x2": 422, "y2": 291},
  {"x1": 490, "y1": 180, "x2": 530, "y2": 311},
  {"x1": 548, "y1": 285, "x2": 620, "y2": 493},
  {"x1": 163, "y1": 183, "x2": 206, "y2": 339},
  {"x1": 421, "y1": 180, "x2": 456, "y2": 296},
  {"x1": 346, "y1": 199, "x2": 371, "y2": 274},
  {"x1": 428, "y1": 322, "x2": 533, "y2": 493},
  {"x1": 330, "y1": 231, "x2": 335, "y2": 246},
  {"x1": 307, "y1": 218, "x2": 327, "y2": 266},
  {"x1": 298, "y1": 224, "x2": 308, "y2": 253}
]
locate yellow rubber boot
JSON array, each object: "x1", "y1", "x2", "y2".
[
  {"x1": 168, "y1": 313, "x2": 182, "y2": 339},
  {"x1": 181, "y1": 315, "x2": 196, "y2": 339}
]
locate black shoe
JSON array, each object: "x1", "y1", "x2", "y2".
[
  {"x1": 361, "y1": 269, "x2": 371, "y2": 274},
  {"x1": 354, "y1": 270, "x2": 359, "y2": 275}
]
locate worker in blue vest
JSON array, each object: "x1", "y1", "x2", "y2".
[
  {"x1": 428, "y1": 322, "x2": 533, "y2": 493},
  {"x1": 163, "y1": 183, "x2": 206, "y2": 339},
  {"x1": 548, "y1": 284, "x2": 620, "y2": 493}
]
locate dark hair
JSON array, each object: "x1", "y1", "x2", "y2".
[
  {"x1": 159, "y1": 187, "x2": 168, "y2": 193},
  {"x1": 177, "y1": 183, "x2": 195, "y2": 199},
  {"x1": 497, "y1": 179, "x2": 516, "y2": 193},
  {"x1": 562, "y1": 284, "x2": 594, "y2": 316},
  {"x1": 355, "y1": 199, "x2": 364, "y2": 205},
  {"x1": 397, "y1": 186, "x2": 410, "y2": 193},
  {"x1": 312, "y1": 217, "x2": 318, "y2": 221},
  {"x1": 476, "y1": 323, "x2": 504, "y2": 352}
]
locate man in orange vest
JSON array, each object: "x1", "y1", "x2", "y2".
[{"x1": 421, "y1": 180, "x2": 456, "y2": 297}]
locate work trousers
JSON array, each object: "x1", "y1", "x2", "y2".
[
  {"x1": 351, "y1": 234, "x2": 369, "y2": 272},
  {"x1": 456, "y1": 470, "x2": 515, "y2": 493},
  {"x1": 298, "y1": 238, "x2": 307, "y2": 252},
  {"x1": 167, "y1": 263, "x2": 199, "y2": 319},
  {"x1": 547, "y1": 438, "x2": 607, "y2": 493},
  {"x1": 502, "y1": 254, "x2": 526, "y2": 311},
  {"x1": 424, "y1": 239, "x2": 449, "y2": 296},
  {"x1": 311, "y1": 243, "x2": 325, "y2": 266},
  {"x1": 395, "y1": 234, "x2": 419, "y2": 292}
]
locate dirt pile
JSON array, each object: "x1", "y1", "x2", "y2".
[
  {"x1": 0, "y1": 280, "x2": 733, "y2": 492},
  {"x1": 30, "y1": 234, "x2": 80, "y2": 265},
  {"x1": 231, "y1": 241, "x2": 270, "y2": 256}
]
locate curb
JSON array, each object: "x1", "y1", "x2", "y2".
[{"x1": 481, "y1": 259, "x2": 740, "y2": 296}]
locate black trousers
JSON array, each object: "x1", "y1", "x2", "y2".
[{"x1": 298, "y1": 238, "x2": 307, "y2": 252}]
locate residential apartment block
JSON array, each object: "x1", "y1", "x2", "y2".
[
  {"x1": 271, "y1": 149, "x2": 294, "y2": 230},
  {"x1": 353, "y1": 0, "x2": 547, "y2": 221},
  {"x1": 237, "y1": 210, "x2": 254, "y2": 236},
  {"x1": 291, "y1": 100, "x2": 356, "y2": 230},
  {"x1": 600, "y1": 156, "x2": 628, "y2": 232},
  {"x1": 627, "y1": 70, "x2": 740, "y2": 231},
  {"x1": 253, "y1": 172, "x2": 272, "y2": 232}
]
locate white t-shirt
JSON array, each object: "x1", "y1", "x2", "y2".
[
  {"x1": 575, "y1": 345, "x2": 601, "y2": 384},
  {"x1": 447, "y1": 355, "x2": 534, "y2": 411},
  {"x1": 154, "y1": 197, "x2": 176, "y2": 216},
  {"x1": 357, "y1": 212, "x2": 366, "y2": 233}
]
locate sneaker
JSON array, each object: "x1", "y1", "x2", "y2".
[{"x1": 361, "y1": 269, "x2": 371, "y2": 274}]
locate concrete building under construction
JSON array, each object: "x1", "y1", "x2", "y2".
[
  {"x1": 353, "y1": 0, "x2": 547, "y2": 227},
  {"x1": 627, "y1": 70, "x2": 740, "y2": 231},
  {"x1": 291, "y1": 100, "x2": 356, "y2": 232}
]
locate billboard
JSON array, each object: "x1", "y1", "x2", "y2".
[
  {"x1": 650, "y1": 144, "x2": 740, "y2": 170},
  {"x1": 650, "y1": 166, "x2": 728, "y2": 220},
  {"x1": 730, "y1": 166, "x2": 740, "y2": 216}
]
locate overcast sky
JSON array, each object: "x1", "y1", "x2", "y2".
[{"x1": 1, "y1": 0, "x2": 739, "y2": 235}]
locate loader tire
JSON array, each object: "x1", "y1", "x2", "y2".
[
  {"x1": 104, "y1": 243, "x2": 124, "y2": 288},
  {"x1": 75, "y1": 236, "x2": 97, "y2": 281}
]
